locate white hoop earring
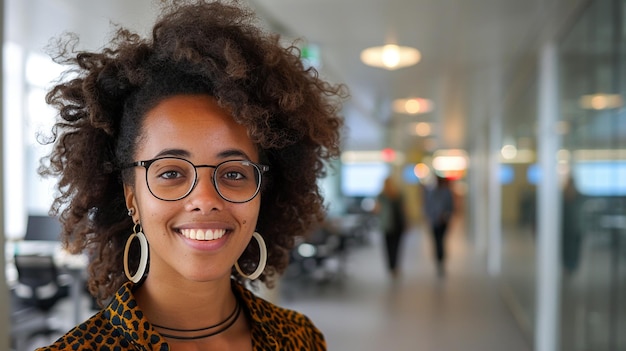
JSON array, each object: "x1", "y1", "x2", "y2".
[
  {"x1": 123, "y1": 224, "x2": 148, "y2": 283},
  {"x1": 235, "y1": 232, "x2": 267, "y2": 280}
]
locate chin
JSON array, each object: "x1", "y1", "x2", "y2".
[{"x1": 184, "y1": 270, "x2": 231, "y2": 283}]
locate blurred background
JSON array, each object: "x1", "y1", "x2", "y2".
[{"x1": 2, "y1": 0, "x2": 625, "y2": 350}]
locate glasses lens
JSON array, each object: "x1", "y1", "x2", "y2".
[
  {"x1": 146, "y1": 158, "x2": 195, "y2": 200},
  {"x1": 215, "y1": 160, "x2": 261, "y2": 202}
]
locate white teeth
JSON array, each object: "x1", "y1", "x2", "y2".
[{"x1": 180, "y1": 229, "x2": 226, "y2": 241}]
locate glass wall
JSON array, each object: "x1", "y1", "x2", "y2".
[
  {"x1": 558, "y1": 0, "x2": 626, "y2": 349},
  {"x1": 499, "y1": 1, "x2": 626, "y2": 349}
]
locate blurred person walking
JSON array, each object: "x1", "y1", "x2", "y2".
[
  {"x1": 562, "y1": 175, "x2": 584, "y2": 274},
  {"x1": 375, "y1": 176, "x2": 407, "y2": 278},
  {"x1": 424, "y1": 176, "x2": 454, "y2": 276}
]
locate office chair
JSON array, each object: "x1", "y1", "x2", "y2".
[
  {"x1": 13, "y1": 254, "x2": 71, "y2": 339},
  {"x1": 10, "y1": 287, "x2": 51, "y2": 351},
  {"x1": 24, "y1": 215, "x2": 62, "y2": 241}
]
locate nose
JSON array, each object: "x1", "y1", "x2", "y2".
[{"x1": 184, "y1": 168, "x2": 224, "y2": 213}]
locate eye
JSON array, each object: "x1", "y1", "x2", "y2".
[
  {"x1": 154, "y1": 164, "x2": 189, "y2": 180},
  {"x1": 158, "y1": 169, "x2": 184, "y2": 180},
  {"x1": 223, "y1": 171, "x2": 245, "y2": 181},
  {"x1": 217, "y1": 161, "x2": 255, "y2": 187},
  {"x1": 148, "y1": 159, "x2": 193, "y2": 185}
]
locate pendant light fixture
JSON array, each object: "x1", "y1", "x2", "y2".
[
  {"x1": 392, "y1": 97, "x2": 433, "y2": 114},
  {"x1": 360, "y1": 44, "x2": 421, "y2": 70}
]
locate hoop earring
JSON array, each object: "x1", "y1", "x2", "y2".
[
  {"x1": 235, "y1": 232, "x2": 267, "y2": 280},
  {"x1": 123, "y1": 223, "x2": 148, "y2": 283}
]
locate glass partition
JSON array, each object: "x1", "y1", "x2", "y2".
[{"x1": 558, "y1": 0, "x2": 626, "y2": 349}]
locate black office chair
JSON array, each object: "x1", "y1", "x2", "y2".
[
  {"x1": 10, "y1": 287, "x2": 51, "y2": 351},
  {"x1": 13, "y1": 254, "x2": 71, "y2": 339}
]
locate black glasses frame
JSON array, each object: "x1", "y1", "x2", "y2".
[{"x1": 125, "y1": 157, "x2": 269, "y2": 203}]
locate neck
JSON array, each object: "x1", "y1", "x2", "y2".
[
  {"x1": 135, "y1": 274, "x2": 237, "y2": 330},
  {"x1": 152, "y1": 298, "x2": 241, "y2": 341}
]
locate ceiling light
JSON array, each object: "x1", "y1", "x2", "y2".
[
  {"x1": 413, "y1": 163, "x2": 431, "y2": 179},
  {"x1": 432, "y1": 155, "x2": 468, "y2": 172},
  {"x1": 432, "y1": 149, "x2": 469, "y2": 172},
  {"x1": 500, "y1": 145, "x2": 518, "y2": 160},
  {"x1": 499, "y1": 149, "x2": 536, "y2": 164},
  {"x1": 360, "y1": 44, "x2": 421, "y2": 70},
  {"x1": 432, "y1": 150, "x2": 469, "y2": 180},
  {"x1": 579, "y1": 93, "x2": 623, "y2": 110},
  {"x1": 573, "y1": 149, "x2": 626, "y2": 160},
  {"x1": 393, "y1": 98, "x2": 433, "y2": 114},
  {"x1": 341, "y1": 150, "x2": 405, "y2": 164},
  {"x1": 413, "y1": 122, "x2": 432, "y2": 137}
]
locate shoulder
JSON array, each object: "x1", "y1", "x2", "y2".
[
  {"x1": 233, "y1": 281, "x2": 326, "y2": 350},
  {"x1": 234, "y1": 281, "x2": 319, "y2": 328},
  {"x1": 252, "y1": 292, "x2": 316, "y2": 326},
  {"x1": 36, "y1": 282, "x2": 163, "y2": 351},
  {"x1": 35, "y1": 310, "x2": 126, "y2": 350}
]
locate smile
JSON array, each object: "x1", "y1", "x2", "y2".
[{"x1": 179, "y1": 228, "x2": 226, "y2": 241}]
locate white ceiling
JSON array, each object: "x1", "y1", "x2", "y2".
[
  {"x1": 7, "y1": 0, "x2": 583, "y2": 154},
  {"x1": 249, "y1": 0, "x2": 580, "y2": 153}
]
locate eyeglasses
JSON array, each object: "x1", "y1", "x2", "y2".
[{"x1": 125, "y1": 157, "x2": 269, "y2": 203}]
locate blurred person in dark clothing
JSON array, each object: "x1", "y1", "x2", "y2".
[
  {"x1": 375, "y1": 176, "x2": 407, "y2": 278},
  {"x1": 562, "y1": 175, "x2": 584, "y2": 274},
  {"x1": 424, "y1": 176, "x2": 454, "y2": 276}
]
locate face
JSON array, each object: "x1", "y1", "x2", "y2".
[{"x1": 124, "y1": 94, "x2": 261, "y2": 283}]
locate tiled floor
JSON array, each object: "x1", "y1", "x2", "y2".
[
  {"x1": 15, "y1": 221, "x2": 532, "y2": 351},
  {"x1": 279, "y1": 223, "x2": 532, "y2": 351}
]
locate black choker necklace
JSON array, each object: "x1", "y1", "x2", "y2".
[{"x1": 152, "y1": 300, "x2": 241, "y2": 341}]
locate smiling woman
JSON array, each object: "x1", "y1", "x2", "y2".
[{"x1": 36, "y1": 0, "x2": 346, "y2": 350}]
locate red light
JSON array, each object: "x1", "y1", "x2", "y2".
[{"x1": 381, "y1": 148, "x2": 396, "y2": 162}]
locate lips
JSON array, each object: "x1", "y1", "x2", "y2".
[{"x1": 179, "y1": 228, "x2": 226, "y2": 241}]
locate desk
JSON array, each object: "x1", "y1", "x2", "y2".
[{"x1": 6, "y1": 240, "x2": 89, "y2": 325}]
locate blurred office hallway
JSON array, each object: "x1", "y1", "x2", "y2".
[{"x1": 278, "y1": 220, "x2": 531, "y2": 351}]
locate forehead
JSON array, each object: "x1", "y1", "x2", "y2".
[{"x1": 137, "y1": 94, "x2": 257, "y2": 160}]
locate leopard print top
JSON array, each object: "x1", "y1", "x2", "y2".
[{"x1": 36, "y1": 281, "x2": 326, "y2": 350}]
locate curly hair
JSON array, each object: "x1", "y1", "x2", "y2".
[{"x1": 41, "y1": 0, "x2": 346, "y2": 305}]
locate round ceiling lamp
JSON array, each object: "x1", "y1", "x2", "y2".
[
  {"x1": 392, "y1": 97, "x2": 433, "y2": 114},
  {"x1": 360, "y1": 44, "x2": 421, "y2": 70},
  {"x1": 579, "y1": 93, "x2": 623, "y2": 110}
]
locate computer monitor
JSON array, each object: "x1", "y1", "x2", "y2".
[{"x1": 24, "y1": 215, "x2": 62, "y2": 241}]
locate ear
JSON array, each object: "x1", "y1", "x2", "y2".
[{"x1": 124, "y1": 183, "x2": 138, "y2": 223}]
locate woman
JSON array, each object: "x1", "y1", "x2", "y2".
[{"x1": 37, "y1": 1, "x2": 345, "y2": 349}]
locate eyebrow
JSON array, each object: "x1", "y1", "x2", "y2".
[
  {"x1": 153, "y1": 148, "x2": 252, "y2": 161},
  {"x1": 153, "y1": 149, "x2": 190, "y2": 159}
]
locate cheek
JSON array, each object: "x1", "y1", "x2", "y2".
[
  {"x1": 238, "y1": 202, "x2": 261, "y2": 230},
  {"x1": 136, "y1": 191, "x2": 176, "y2": 231}
]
